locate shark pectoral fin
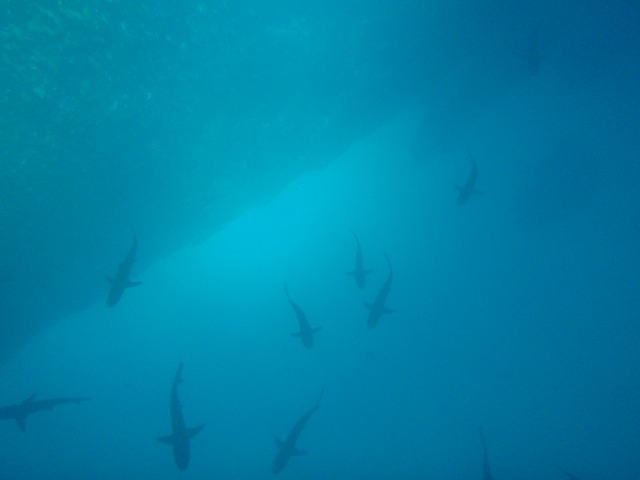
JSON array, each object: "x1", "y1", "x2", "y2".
[
  {"x1": 126, "y1": 281, "x2": 142, "y2": 288},
  {"x1": 364, "y1": 302, "x2": 373, "y2": 310},
  {"x1": 274, "y1": 436, "x2": 284, "y2": 449},
  {"x1": 292, "y1": 448, "x2": 307, "y2": 456},
  {"x1": 157, "y1": 434, "x2": 175, "y2": 445},
  {"x1": 188, "y1": 424, "x2": 205, "y2": 439},
  {"x1": 382, "y1": 306, "x2": 396, "y2": 314}
]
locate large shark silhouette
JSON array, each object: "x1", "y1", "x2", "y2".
[
  {"x1": 364, "y1": 253, "x2": 395, "y2": 328},
  {"x1": 157, "y1": 363, "x2": 204, "y2": 471},
  {"x1": 347, "y1": 228, "x2": 373, "y2": 289},
  {"x1": 106, "y1": 232, "x2": 141, "y2": 307},
  {"x1": 0, "y1": 394, "x2": 89, "y2": 432},
  {"x1": 272, "y1": 389, "x2": 323, "y2": 474},
  {"x1": 284, "y1": 282, "x2": 321, "y2": 349}
]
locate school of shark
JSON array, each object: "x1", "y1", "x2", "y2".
[{"x1": 1, "y1": 1, "x2": 639, "y2": 479}]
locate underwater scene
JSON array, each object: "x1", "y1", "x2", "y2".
[{"x1": 1, "y1": 1, "x2": 639, "y2": 479}]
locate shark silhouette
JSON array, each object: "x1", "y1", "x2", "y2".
[
  {"x1": 456, "y1": 156, "x2": 484, "y2": 205},
  {"x1": 284, "y1": 282, "x2": 322, "y2": 349},
  {"x1": 524, "y1": 15, "x2": 550, "y2": 75},
  {"x1": 106, "y1": 231, "x2": 141, "y2": 307},
  {"x1": 272, "y1": 389, "x2": 323, "y2": 474},
  {"x1": 364, "y1": 253, "x2": 395, "y2": 328},
  {"x1": 556, "y1": 466, "x2": 583, "y2": 480},
  {"x1": 0, "y1": 394, "x2": 90, "y2": 432},
  {"x1": 347, "y1": 228, "x2": 373, "y2": 289},
  {"x1": 479, "y1": 427, "x2": 493, "y2": 480},
  {"x1": 157, "y1": 363, "x2": 204, "y2": 471}
]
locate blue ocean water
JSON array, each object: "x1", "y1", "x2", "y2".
[{"x1": 1, "y1": 1, "x2": 640, "y2": 479}]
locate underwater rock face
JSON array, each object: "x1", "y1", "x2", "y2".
[{"x1": 0, "y1": 2, "x2": 431, "y2": 360}]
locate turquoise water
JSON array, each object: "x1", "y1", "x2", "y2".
[{"x1": 1, "y1": 1, "x2": 639, "y2": 478}]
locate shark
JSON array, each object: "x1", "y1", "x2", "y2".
[
  {"x1": 524, "y1": 16, "x2": 550, "y2": 75},
  {"x1": 284, "y1": 282, "x2": 322, "y2": 349},
  {"x1": 556, "y1": 466, "x2": 583, "y2": 480},
  {"x1": 106, "y1": 231, "x2": 141, "y2": 307},
  {"x1": 479, "y1": 427, "x2": 493, "y2": 480},
  {"x1": 0, "y1": 394, "x2": 90, "y2": 432},
  {"x1": 364, "y1": 253, "x2": 394, "y2": 328},
  {"x1": 347, "y1": 228, "x2": 373, "y2": 289},
  {"x1": 456, "y1": 156, "x2": 484, "y2": 206},
  {"x1": 157, "y1": 363, "x2": 204, "y2": 471},
  {"x1": 272, "y1": 389, "x2": 323, "y2": 474}
]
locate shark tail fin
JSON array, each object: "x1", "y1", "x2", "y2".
[
  {"x1": 283, "y1": 282, "x2": 291, "y2": 302},
  {"x1": 129, "y1": 223, "x2": 137, "y2": 242},
  {"x1": 174, "y1": 363, "x2": 184, "y2": 385},
  {"x1": 188, "y1": 424, "x2": 205, "y2": 439},
  {"x1": 479, "y1": 427, "x2": 493, "y2": 480},
  {"x1": 126, "y1": 280, "x2": 142, "y2": 288},
  {"x1": 383, "y1": 252, "x2": 392, "y2": 272}
]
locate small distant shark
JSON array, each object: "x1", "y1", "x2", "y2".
[
  {"x1": 106, "y1": 231, "x2": 141, "y2": 307},
  {"x1": 525, "y1": 17, "x2": 548, "y2": 75},
  {"x1": 157, "y1": 363, "x2": 205, "y2": 471},
  {"x1": 479, "y1": 427, "x2": 493, "y2": 480},
  {"x1": 0, "y1": 394, "x2": 90, "y2": 432},
  {"x1": 556, "y1": 466, "x2": 583, "y2": 480},
  {"x1": 272, "y1": 389, "x2": 323, "y2": 474},
  {"x1": 364, "y1": 253, "x2": 394, "y2": 328},
  {"x1": 347, "y1": 228, "x2": 373, "y2": 289},
  {"x1": 284, "y1": 282, "x2": 322, "y2": 349},
  {"x1": 456, "y1": 156, "x2": 484, "y2": 206}
]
